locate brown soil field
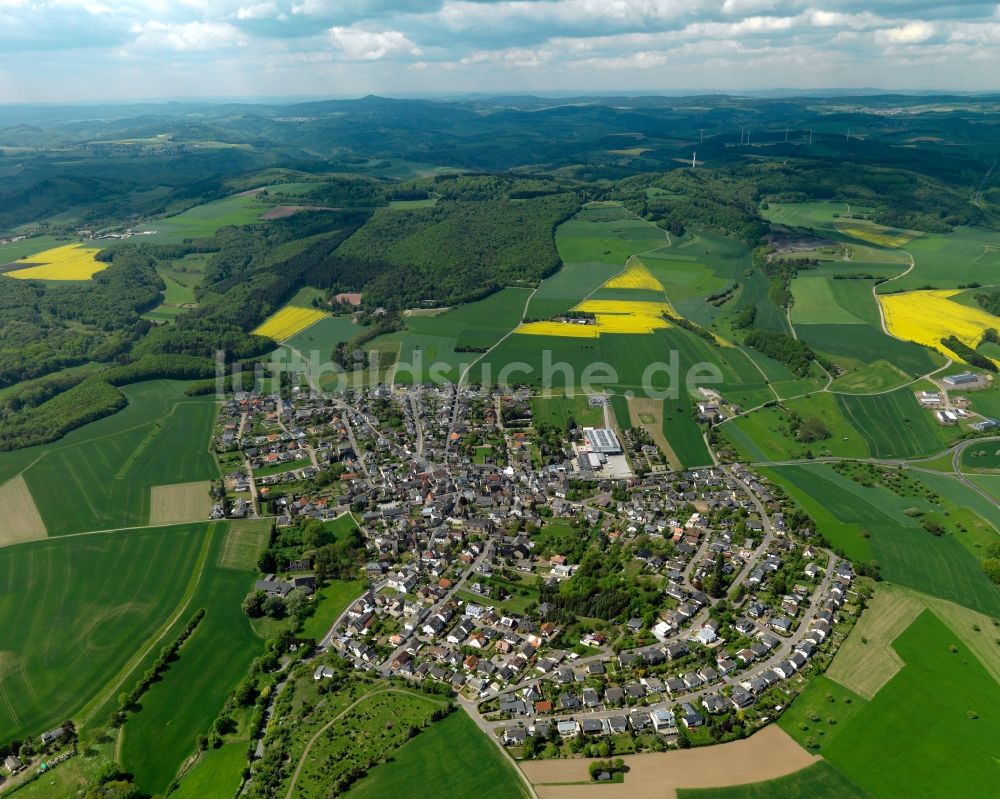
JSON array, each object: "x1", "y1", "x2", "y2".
[
  {"x1": 149, "y1": 481, "x2": 211, "y2": 525},
  {"x1": 521, "y1": 726, "x2": 818, "y2": 799},
  {"x1": 0, "y1": 475, "x2": 47, "y2": 546},
  {"x1": 628, "y1": 396, "x2": 681, "y2": 470}
]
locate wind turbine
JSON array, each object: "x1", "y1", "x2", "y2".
[
  {"x1": 846, "y1": 127, "x2": 852, "y2": 141},
  {"x1": 699, "y1": 129, "x2": 705, "y2": 143},
  {"x1": 691, "y1": 152, "x2": 698, "y2": 169}
]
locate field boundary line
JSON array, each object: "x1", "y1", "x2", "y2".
[{"x1": 76, "y1": 524, "x2": 218, "y2": 730}]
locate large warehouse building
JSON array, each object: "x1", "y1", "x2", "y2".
[{"x1": 584, "y1": 427, "x2": 622, "y2": 455}]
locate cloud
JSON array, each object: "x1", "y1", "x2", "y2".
[
  {"x1": 236, "y1": 2, "x2": 279, "y2": 21},
  {"x1": 133, "y1": 20, "x2": 247, "y2": 52},
  {"x1": 0, "y1": 0, "x2": 999, "y2": 99},
  {"x1": 328, "y1": 26, "x2": 421, "y2": 60},
  {"x1": 876, "y1": 20, "x2": 936, "y2": 44}
]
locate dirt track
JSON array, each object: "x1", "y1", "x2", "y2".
[{"x1": 520, "y1": 725, "x2": 818, "y2": 799}]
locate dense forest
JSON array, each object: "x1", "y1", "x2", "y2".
[
  {"x1": 336, "y1": 186, "x2": 579, "y2": 307},
  {"x1": 0, "y1": 250, "x2": 161, "y2": 388}
]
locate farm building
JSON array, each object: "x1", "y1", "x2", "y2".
[{"x1": 943, "y1": 372, "x2": 979, "y2": 386}]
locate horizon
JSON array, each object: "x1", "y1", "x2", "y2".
[
  {"x1": 1, "y1": 86, "x2": 998, "y2": 110},
  {"x1": 1, "y1": 1, "x2": 999, "y2": 102}
]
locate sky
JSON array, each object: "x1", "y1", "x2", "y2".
[{"x1": 0, "y1": 1, "x2": 998, "y2": 102}]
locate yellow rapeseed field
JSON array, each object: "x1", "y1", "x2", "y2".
[
  {"x1": 880, "y1": 289, "x2": 1000, "y2": 363},
  {"x1": 603, "y1": 260, "x2": 663, "y2": 291},
  {"x1": 837, "y1": 222, "x2": 916, "y2": 249},
  {"x1": 252, "y1": 306, "x2": 328, "y2": 341},
  {"x1": 518, "y1": 321, "x2": 600, "y2": 338},
  {"x1": 519, "y1": 299, "x2": 673, "y2": 338},
  {"x1": 6, "y1": 243, "x2": 107, "y2": 281}
]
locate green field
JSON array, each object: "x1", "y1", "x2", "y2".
[
  {"x1": 170, "y1": 742, "x2": 248, "y2": 799},
  {"x1": 764, "y1": 464, "x2": 1000, "y2": 615},
  {"x1": 677, "y1": 760, "x2": 874, "y2": 799},
  {"x1": 0, "y1": 235, "x2": 79, "y2": 263},
  {"x1": 969, "y1": 473, "x2": 1000, "y2": 502},
  {"x1": 960, "y1": 440, "x2": 1000, "y2": 470},
  {"x1": 346, "y1": 710, "x2": 530, "y2": 799},
  {"x1": 836, "y1": 388, "x2": 957, "y2": 458},
  {"x1": 135, "y1": 194, "x2": 270, "y2": 243},
  {"x1": 391, "y1": 287, "x2": 531, "y2": 383},
  {"x1": 790, "y1": 276, "x2": 867, "y2": 325},
  {"x1": 829, "y1": 360, "x2": 912, "y2": 393},
  {"x1": 815, "y1": 611, "x2": 1000, "y2": 798},
  {"x1": 0, "y1": 523, "x2": 209, "y2": 739},
  {"x1": 121, "y1": 524, "x2": 262, "y2": 795},
  {"x1": 790, "y1": 277, "x2": 941, "y2": 375},
  {"x1": 285, "y1": 315, "x2": 362, "y2": 355},
  {"x1": 142, "y1": 253, "x2": 210, "y2": 322},
  {"x1": 722, "y1": 392, "x2": 871, "y2": 462},
  {"x1": 526, "y1": 206, "x2": 665, "y2": 320},
  {"x1": 302, "y1": 577, "x2": 366, "y2": 642},
  {"x1": 662, "y1": 399, "x2": 713, "y2": 467},
  {"x1": 531, "y1": 394, "x2": 606, "y2": 429},
  {"x1": 0, "y1": 381, "x2": 219, "y2": 535},
  {"x1": 885, "y1": 226, "x2": 1000, "y2": 292}
]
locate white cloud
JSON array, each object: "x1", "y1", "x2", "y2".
[
  {"x1": 328, "y1": 26, "x2": 420, "y2": 60},
  {"x1": 134, "y1": 20, "x2": 247, "y2": 51},
  {"x1": 236, "y1": 2, "x2": 278, "y2": 21},
  {"x1": 877, "y1": 21, "x2": 936, "y2": 44}
]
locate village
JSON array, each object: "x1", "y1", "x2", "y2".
[{"x1": 209, "y1": 381, "x2": 861, "y2": 759}]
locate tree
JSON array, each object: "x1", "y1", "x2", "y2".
[
  {"x1": 242, "y1": 589, "x2": 267, "y2": 618},
  {"x1": 262, "y1": 594, "x2": 287, "y2": 619}
]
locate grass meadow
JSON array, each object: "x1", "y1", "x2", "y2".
[
  {"x1": 135, "y1": 193, "x2": 270, "y2": 243},
  {"x1": 0, "y1": 523, "x2": 208, "y2": 740},
  {"x1": 531, "y1": 394, "x2": 606, "y2": 429},
  {"x1": 170, "y1": 742, "x2": 248, "y2": 799},
  {"x1": 346, "y1": 710, "x2": 530, "y2": 799}
]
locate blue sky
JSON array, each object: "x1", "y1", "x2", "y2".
[{"x1": 0, "y1": 1, "x2": 998, "y2": 102}]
